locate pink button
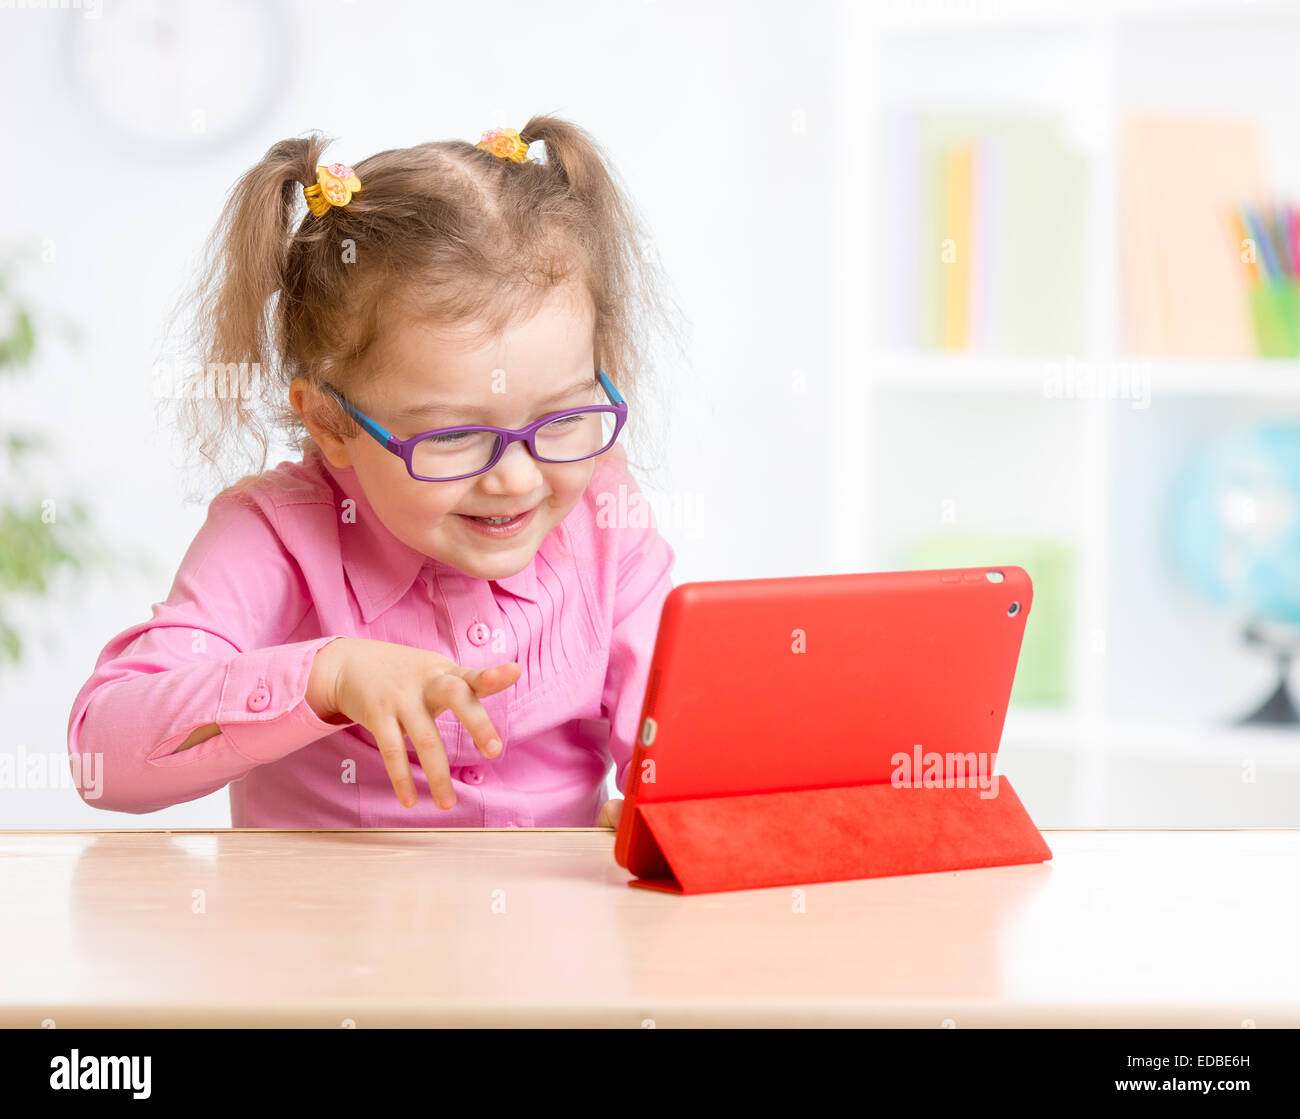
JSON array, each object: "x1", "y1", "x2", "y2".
[
  {"x1": 247, "y1": 686, "x2": 270, "y2": 712},
  {"x1": 467, "y1": 621, "x2": 490, "y2": 647},
  {"x1": 462, "y1": 766, "x2": 484, "y2": 784}
]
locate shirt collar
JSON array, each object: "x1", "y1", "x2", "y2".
[
  {"x1": 493, "y1": 553, "x2": 540, "y2": 602},
  {"x1": 314, "y1": 448, "x2": 539, "y2": 621}
]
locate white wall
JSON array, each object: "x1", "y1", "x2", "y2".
[{"x1": 0, "y1": 0, "x2": 843, "y2": 827}]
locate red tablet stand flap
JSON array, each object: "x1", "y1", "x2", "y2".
[{"x1": 628, "y1": 777, "x2": 1052, "y2": 895}]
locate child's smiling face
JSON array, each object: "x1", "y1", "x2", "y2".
[{"x1": 294, "y1": 283, "x2": 603, "y2": 581}]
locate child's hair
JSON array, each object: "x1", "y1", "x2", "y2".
[{"x1": 163, "y1": 114, "x2": 684, "y2": 498}]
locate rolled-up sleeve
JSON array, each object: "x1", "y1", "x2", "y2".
[
  {"x1": 598, "y1": 473, "x2": 676, "y2": 799},
  {"x1": 66, "y1": 492, "x2": 353, "y2": 814}
]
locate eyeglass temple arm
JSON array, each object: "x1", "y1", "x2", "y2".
[
  {"x1": 598, "y1": 368, "x2": 625, "y2": 406},
  {"x1": 323, "y1": 385, "x2": 400, "y2": 451}
]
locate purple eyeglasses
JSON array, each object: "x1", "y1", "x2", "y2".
[{"x1": 322, "y1": 369, "x2": 628, "y2": 482}]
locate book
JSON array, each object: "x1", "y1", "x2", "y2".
[
  {"x1": 1119, "y1": 113, "x2": 1265, "y2": 357},
  {"x1": 902, "y1": 532, "x2": 1075, "y2": 708},
  {"x1": 908, "y1": 111, "x2": 1087, "y2": 353},
  {"x1": 940, "y1": 143, "x2": 974, "y2": 349}
]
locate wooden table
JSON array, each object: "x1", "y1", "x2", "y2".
[{"x1": 1, "y1": 828, "x2": 1296, "y2": 1028}]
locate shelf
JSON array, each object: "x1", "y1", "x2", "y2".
[
  {"x1": 872, "y1": 0, "x2": 1300, "y2": 32},
  {"x1": 871, "y1": 351, "x2": 1300, "y2": 399},
  {"x1": 1001, "y1": 706, "x2": 1086, "y2": 749},
  {"x1": 842, "y1": 9, "x2": 1300, "y2": 816},
  {"x1": 1000, "y1": 707, "x2": 1300, "y2": 768}
]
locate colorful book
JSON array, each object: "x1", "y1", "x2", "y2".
[
  {"x1": 1119, "y1": 114, "x2": 1264, "y2": 356},
  {"x1": 911, "y1": 112, "x2": 1087, "y2": 353},
  {"x1": 939, "y1": 144, "x2": 974, "y2": 349}
]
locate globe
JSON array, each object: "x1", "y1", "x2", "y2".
[{"x1": 1171, "y1": 422, "x2": 1300, "y2": 723}]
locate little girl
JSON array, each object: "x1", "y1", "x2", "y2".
[{"x1": 66, "y1": 116, "x2": 679, "y2": 829}]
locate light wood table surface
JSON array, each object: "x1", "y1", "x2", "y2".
[{"x1": 1, "y1": 828, "x2": 1296, "y2": 1028}]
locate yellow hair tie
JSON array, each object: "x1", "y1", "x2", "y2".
[
  {"x1": 303, "y1": 162, "x2": 362, "y2": 216},
  {"x1": 475, "y1": 127, "x2": 531, "y2": 163}
]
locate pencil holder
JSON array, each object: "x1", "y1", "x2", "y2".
[{"x1": 1249, "y1": 278, "x2": 1300, "y2": 357}]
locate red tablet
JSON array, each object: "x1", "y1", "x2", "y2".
[{"x1": 613, "y1": 565, "x2": 1046, "y2": 891}]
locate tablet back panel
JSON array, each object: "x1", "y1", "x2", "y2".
[{"x1": 615, "y1": 566, "x2": 1033, "y2": 871}]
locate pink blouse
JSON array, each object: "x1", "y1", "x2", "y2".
[{"x1": 66, "y1": 444, "x2": 675, "y2": 827}]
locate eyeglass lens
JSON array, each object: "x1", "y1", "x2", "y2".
[{"x1": 411, "y1": 410, "x2": 619, "y2": 479}]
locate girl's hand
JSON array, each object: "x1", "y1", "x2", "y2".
[
  {"x1": 307, "y1": 637, "x2": 520, "y2": 811},
  {"x1": 597, "y1": 798, "x2": 624, "y2": 829}
]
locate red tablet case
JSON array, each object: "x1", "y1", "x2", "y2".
[{"x1": 613, "y1": 566, "x2": 1052, "y2": 894}]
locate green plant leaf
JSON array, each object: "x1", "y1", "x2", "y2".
[
  {"x1": 4, "y1": 431, "x2": 48, "y2": 462},
  {"x1": 0, "y1": 308, "x2": 35, "y2": 369},
  {"x1": 0, "y1": 619, "x2": 21, "y2": 664},
  {"x1": 0, "y1": 248, "x2": 104, "y2": 674}
]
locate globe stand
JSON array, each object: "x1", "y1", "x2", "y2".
[{"x1": 1237, "y1": 620, "x2": 1300, "y2": 726}]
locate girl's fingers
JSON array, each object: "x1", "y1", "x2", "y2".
[
  {"x1": 426, "y1": 674, "x2": 505, "y2": 760},
  {"x1": 397, "y1": 702, "x2": 455, "y2": 810},
  {"x1": 461, "y1": 662, "x2": 520, "y2": 696},
  {"x1": 372, "y1": 713, "x2": 418, "y2": 808},
  {"x1": 364, "y1": 662, "x2": 518, "y2": 813}
]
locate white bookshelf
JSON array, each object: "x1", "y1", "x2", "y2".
[
  {"x1": 838, "y1": 0, "x2": 1300, "y2": 826},
  {"x1": 872, "y1": 352, "x2": 1300, "y2": 399}
]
